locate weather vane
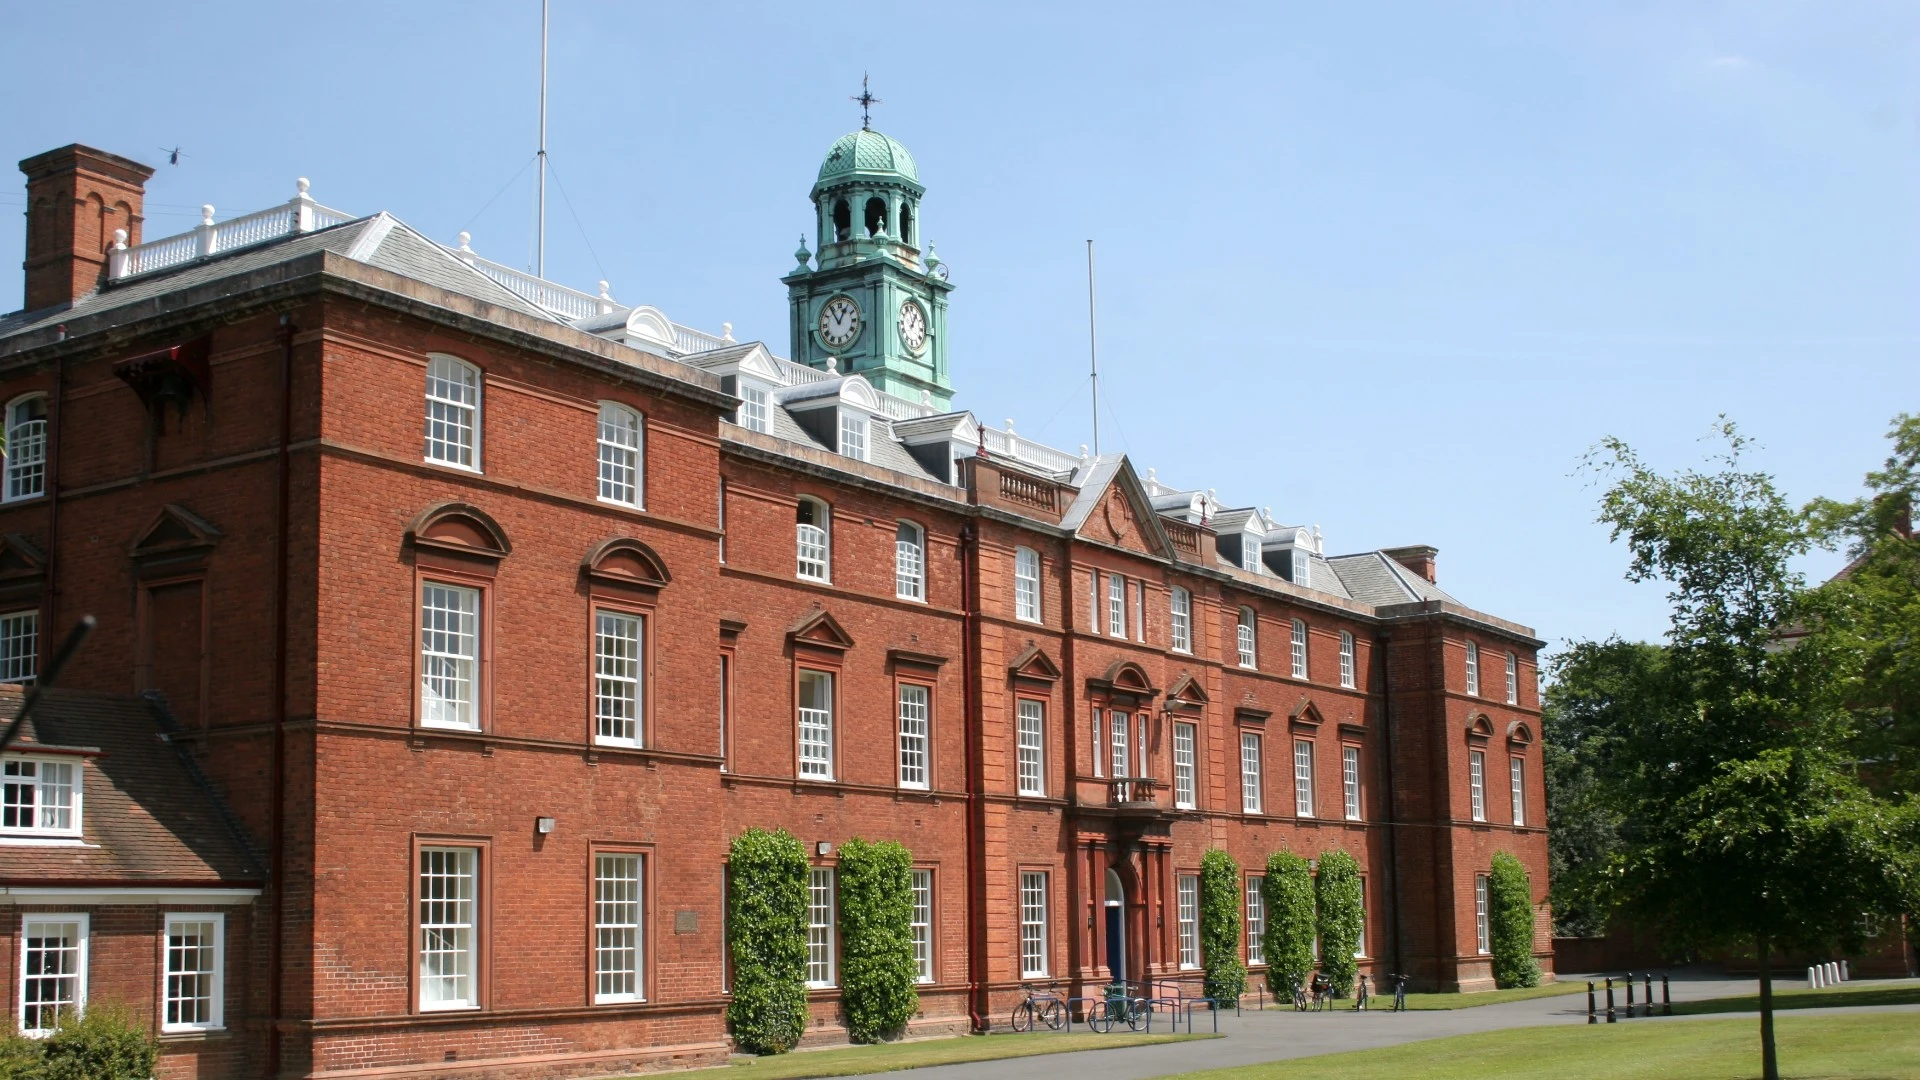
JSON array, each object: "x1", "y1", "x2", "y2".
[{"x1": 851, "y1": 73, "x2": 882, "y2": 131}]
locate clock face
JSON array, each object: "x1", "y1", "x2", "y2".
[
  {"x1": 817, "y1": 295, "x2": 861, "y2": 349},
  {"x1": 898, "y1": 299, "x2": 928, "y2": 354}
]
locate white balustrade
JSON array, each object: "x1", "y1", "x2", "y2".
[
  {"x1": 109, "y1": 179, "x2": 353, "y2": 282},
  {"x1": 979, "y1": 427, "x2": 1081, "y2": 476}
]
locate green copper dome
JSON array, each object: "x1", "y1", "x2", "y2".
[{"x1": 817, "y1": 129, "x2": 918, "y2": 184}]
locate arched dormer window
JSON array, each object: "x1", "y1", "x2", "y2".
[
  {"x1": 1237, "y1": 607, "x2": 1257, "y2": 669},
  {"x1": 832, "y1": 199, "x2": 851, "y2": 242},
  {"x1": 895, "y1": 521, "x2": 925, "y2": 601},
  {"x1": 424, "y1": 355, "x2": 481, "y2": 470},
  {"x1": 864, "y1": 197, "x2": 888, "y2": 238},
  {"x1": 596, "y1": 402, "x2": 644, "y2": 508},
  {"x1": 3, "y1": 395, "x2": 48, "y2": 503},
  {"x1": 796, "y1": 497, "x2": 830, "y2": 582}
]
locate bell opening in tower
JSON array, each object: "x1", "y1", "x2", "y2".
[
  {"x1": 864, "y1": 197, "x2": 888, "y2": 238},
  {"x1": 899, "y1": 204, "x2": 914, "y2": 246},
  {"x1": 832, "y1": 199, "x2": 851, "y2": 242}
]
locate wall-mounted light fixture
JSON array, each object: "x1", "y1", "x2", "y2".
[
  {"x1": 536, "y1": 817, "x2": 556, "y2": 835},
  {"x1": 816, "y1": 841, "x2": 832, "y2": 856}
]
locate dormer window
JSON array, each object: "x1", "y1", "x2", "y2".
[
  {"x1": 839, "y1": 413, "x2": 868, "y2": 462},
  {"x1": 1, "y1": 756, "x2": 80, "y2": 836},
  {"x1": 3, "y1": 395, "x2": 47, "y2": 503},
  {"x1": 738, "y1": 383, "x2": 770, "y2": 434},
  {"x1": 1241, "y1": 536, "x2": 1262, "y2": 574},
  {"x1": 796, "y1": 498, "x2": 830, "y2": 582},
  {"x1": 1289, "y1": 549, "x2": 1311, "y2": 590}
]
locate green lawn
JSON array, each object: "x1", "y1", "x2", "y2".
[
  {"x1": 687, "y1": 1032, "x2": 1210, "y2": 1079},
  {"x1": 1397, "y1": 980, "x2": 1591, "y2": 1011},
  {"x1": 1672, "y1": 978, "x2": 1920, "y2": 1016},
  {"x1": 1158, "y1": 1012, "x2": 1920, "y2": 1080}
]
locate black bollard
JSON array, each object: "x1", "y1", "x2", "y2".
[
  {"x1": 1644, "y1": 972, "x2": 1653, "y2": 1016},
  {"x1": 1662, "y1": 973, "x2": 1671, "y2": 1016},
  {"x1": 1587, "y1": 981, "x2": 1597, "y2": 1024},
  {"x1": 1605, "y1": 978, "x2": 1615, "y2": 1023},
  {"x1": 1625, "y1": 972, "x2": 1635, "y2": 1017}
]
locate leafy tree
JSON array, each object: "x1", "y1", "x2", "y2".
[
  {"x1": 1259, "y1": 852, "x2": 1316, "y2": 998},
  {"x1": 835, "y1": 838, "x2": 919, "y2": 1042},
  {"x1": 1313, "y1": 850, "x2": 1363, "y2": 996},
  {"x1": 40, "y1": 1004, "x2": 157, "y2": 1080},
  {"x1": 1584, "y1": 422, "x2": 1918, "y2": 1080},
  {"x1": 726, "y1": 828, "x2": 810, "y2": 1054},
  {"x1": 0, "y1": 1025, "x2": 41, "y2": 1080},
  {"x1": 1486, "y1": 852, "x2": 1540, "y2": 988},
  {"x1": 1806, "y1": 413, "x2": 1920, "y2": 797},
  {"x1": 1198, "y1": 849, "x2": 1247, "y2": 1003},
  {"x1": 1541, "y1": 639, "x2": 1667, "y2": 936}
]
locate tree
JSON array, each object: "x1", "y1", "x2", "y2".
[
  {"x1": 1198, "y1": 849, "x2": 1247, "y2": 1003},
  {"x1": 1486, "y1": 852, "x2": 1540, "y2": 988},
  {"x1": 725, "y1": 828, "x2": 810, "y2": 1054},
  {"x1": 1585, "y1": 422, "x2": 1917, "y2": 1080},
  {"x1": 835, "y1": 838, "x2": 920, "y2": 1042},
  {"x1": 1314, "y1": 850, "x2": 1363, "y2": 996},
  {"x1": 1259, "y1": 852, "x2": 1316, "y2": 998}
]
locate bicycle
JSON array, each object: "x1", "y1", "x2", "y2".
[
  {"x1": 1310, "y1": 972, "x2": 1333, "y2": 1012},
  {"x1": 1287, "y1": 977, "x2": 1309, "y2": 1012},
  {"x1": 1088, "y1": 982, "x2": 1148, "y2": 1032},
  {"x1": 1385, "y1": 972, "x2": 1410, "y2": 1013},
  {"x1": 1010, "y1": 982, "x2": 1064, "y2": 1032}
]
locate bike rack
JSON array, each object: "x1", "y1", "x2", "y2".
[{"x1": 1182, "y1": 998, "x2": 1221, "y2": 1033}]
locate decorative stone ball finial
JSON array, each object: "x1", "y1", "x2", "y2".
[
  {"x1": 296, "y1": 177, "x2": 311, "y2": 197},
  {"x1": 112, "y1": 228, "x2": 128, "y2": 249},
  {"x1": 201, "y1": 205, "x2": 216, "y2": 226},
  {"x1": 1148, "y1": 467, "x2": 1157, "y2": 483},
  {"x1": 827, "y1": 356, "x2": 839, "y2": 373},
  {"x1": 1080, "y1": 445, "x2": 1090, "y2": 460},
  {"x1": 921, "y1": 389, "x2": 932, "y2": 406},
  {"x1": 1004, "y1": 418, "x2": 1016, "y2": 434},
  {"x1": 598, "y1": 280, "x2": 612, "y2": 299},
  {"x1": 457, "y1": 231, "x2": 473, "y2": 252},
  {"x1": 722, "y1": 322, "x2": 735, "y2": 342}
]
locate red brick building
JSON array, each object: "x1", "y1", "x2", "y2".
[{"x1": 0, "y1": 139, "x2": 1548, "y2": 1079}]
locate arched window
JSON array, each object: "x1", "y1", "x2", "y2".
[
  {"x1": 1237, "y1": 607, "x2": 1257, "y2": 669},
  {"x1": 424, "y1": 355, "x2": 481, "y2": 469},
  {"x1": 832, "y1": 199, "x2": 851, "y2": 242},
  {"x1": 899, "y1": 203, "x2": 915, "y2": 246},
  {"x1": 596, "y1": 402, "x2": 643, "y2": 507},
  {"x1": 3, "y1": 395, "x2": 48, "y2": 502},
  {"x1": 796, "y1": 497, "x2": 830, "y2": 582},
  {"x1": 895, "y1": 521, "x2": 924, "y2": 601},
  {"x1": 864, "y1": 197, "x2": 888, "y2": 237}
]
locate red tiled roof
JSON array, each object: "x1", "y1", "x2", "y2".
[{"x1": 0, "y1": 687, "x2": 261, "y2": 886}]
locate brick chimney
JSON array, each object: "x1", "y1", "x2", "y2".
[
  {"x1": 19, "y1": 144, "x2": 155, "y2": 313},
  {"x1": 1383, "y1": 544, "x2": 1438, "y2": 584}
]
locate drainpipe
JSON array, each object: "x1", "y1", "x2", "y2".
[
  {"x1": 266, "y1": 313, "x2": 295, "y2": 1078},
  {"x1": 1377, "y1": 630, "x2": 1405, "y2": 981},
  {"x1": 40, "y1": 341, "x2": 64, "y2": 679},
  {"x1": 958, "y1": 521, "x2": 989, "y2": 1031}
]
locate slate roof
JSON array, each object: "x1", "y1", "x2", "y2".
[
  {"x1": 0, "y1": 687, "x2": 262, "y2": 886},
  {"x1": 1326, "y1": 551, "x2": 1459, "y2": 607}
]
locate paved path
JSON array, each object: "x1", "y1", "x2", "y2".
[{"x1": 909, "y1": 974, "x2": 1912, "y2": 1080}]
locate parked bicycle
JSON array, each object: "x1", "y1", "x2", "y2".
[
  {"x1": 1088, "y1": 982, "x2": 1149, "y2": 1032},
  {"x1": 1310, "y1": 971, "x2": 1334, "y2": 1011},
  {"x1": 1287, "y1": 977, "x2": 1310, "y2": 1011},
  {"x1": 1010, "y1": 982, "x2": 1064, "y2": 1032}
]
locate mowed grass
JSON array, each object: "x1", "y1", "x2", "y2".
[
  {"x1": 689, "y1": 1031, "x2": 1210, "y2": 1079},
  {"x1": 1398, "y1": 979, "x2": 1591, "y2": 1010},
  {"x1": 1158, "y1": 1012, "x2": 1920, "y2": 1080},
  {"x1": 1673, "y1": 977, "x2": 1920, "y2": 1016}
]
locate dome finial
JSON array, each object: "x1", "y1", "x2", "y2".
[{"x1": 851, "y1": 72, "x2": 883, "y2": 131}]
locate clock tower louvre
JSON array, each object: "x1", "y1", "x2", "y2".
[{"x1": 784, "y1": 126, "x2": 955, "y2": 410}]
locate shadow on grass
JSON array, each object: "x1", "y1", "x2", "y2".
[
  {"x1": 702, "y1": 1031, "x2": 1213, "y2": 1079},
  {"x1": 1672, "y1": 982, "x2": 1920, "y2": 1016}
]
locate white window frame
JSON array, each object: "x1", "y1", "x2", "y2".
[
  {"x1": 1108, "y1": 574, "x2": 1126, "y2": 638},
  {"x1": 1091, "y1": 709, "x2": 1104, "y2": 779},
  {"x1": 1110, "y1": 710, "x2": 1130, "y2": 780},
  {"x1": 1339, "y1": 631, "x2": 1355, "y2": 689},
  {"x1": 1511, "y1": 756, "x2": 1526, "y2": 828},
  {"x1": 1342, "y1": 745, "x2": 1362, "y2": 821},
  {"x1": 1237, "y1": 608, "x2": 1257, "y2": 669},
  {"x1": 1474, "y1": 875, "x2": 1490, "y2": 954},
  {"x1": 1016, "y1": 700, "x2": 1045, "y2": 797},
  {"x1": 1240, "y1": 732, "x2": 1262, "y2": 814},
  {"x1": 838, "y1": 411, "x2": 868, "y2": 462},
  {"x1": 3, "y1": 395, "x2": 48, "y2": 504},
  {"x1": 895, "y1": 521, "x2": 925, "y2": 601},
  {"x1": 910, "y1": 868, "x2": 934, "y2": 984},
  {"x1": 1, "y1": 756, "x2": 80, "y2": 837},
  {"x1": 420, "y1": 582, "x2": 481, "y2": 731},
  {"x1": 1242, "y1": 535, "x2": 1262, "y2": 574},
  {"x1": 1505, "y1": 652, "x2": 1519, "y2": 705},
  {"x1": 1465, "y1": 641, "x2": 1480, "y2": 697},
  {"x1": 1470, "y1": 749, "x2": 1486, "y2": 822},
  {"x1": 737, "y1": 381, "x2": 770, "y2": 434},
  {"x1": 1293, "y1": 740, "x2": 1315, "y2": 818},
  {"x1": 1132, "y1": 581, "x2": 1145, "y2": 641},
  {"x1": 18, "y1": 913, "x2": 86, "y2": 1036},
  {"x1": 1177, "y1": 875, "x2": 1200, "y2": 969},
  {"x1": 807, "y1": 867, "x2": 837, "y2": 987},
  {"x1": 1172, "y1": 721, "x2": 1196, "y2": 809},
  {"x1": 424, "y1": 355, "x2": 481, "y2": 471},
  {"x1": 595, "y1": 401, "x2": 644, "y2": 508},
  {"x1": 1170, "y1": 587, "x2": 1191, "y2": 653},
  {"x1": 163, "y1": 913, "x2": 224, "y2": 1032},
  {"x1": 796, "y1": 498, "x2": 831, "y2": 582},
  {"x1": 1291, "y1": 618, "x2": 1308, "y2": 680},
  {"x1": 1014, "y1": 547, "x2": 1041, "y2": 622},
  {"x1": 0, "y1": 610, "x2": 37, "y2": 684},
  {"x1": 1019, "y1": 871, "x2": 1049, "y2": 977},
  {"x1": 1246, "y1": 878, "x2": 1266, "y2": 966},
  {"x1": 798, "y1": 670, "x2": 835, "y2": 780},
  {"x1": 594, "y1": 609, "x2": 644, "y2": 748},
  {"x1": 1355, "y1": 879, "x2": 1368, "y2": 958},
  {"x1": 594, "y1": 853, "x2": 644, "y2": 1004},
  {"x1": 418, "y1": 846, "x2": 480, "y2": 1011},
  {"x1": 897, "y1": 683, "x2": 929, "y2": 790},
  {"x1": 1089, "y1": 571, "x2": 1100, "y2": 630}
]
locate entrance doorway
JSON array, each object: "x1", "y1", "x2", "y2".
[{"x1": 1104, "y1": 868, "x2": 1126, "y2": 982}]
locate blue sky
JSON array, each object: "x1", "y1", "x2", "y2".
[{"x1": 4, "y1": 2, "x2": 1915, "y2": 659}]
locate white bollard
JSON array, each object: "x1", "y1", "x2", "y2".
[
  {"x1": 1807, "y1": 966, "x2": 1817, "y2": 989},
  {"x1": 1841, "y1": 961, "x2": 1850, "y2": 982},
  {"x1": 1826, "y1": 962, "x2": 1839, "y2": 985}
]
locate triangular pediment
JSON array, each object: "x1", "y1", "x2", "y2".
[
  {"x1": 1068, "y1": 458, "x2": 1177, "y2": 561},
  {"x1": 788, "y1": 608, "x2": 854, "y2": 652},
  {"x1": 0, "y1": 534, "x2": 45, "y2": 581},
  {"x1": 1166, "y1": 672, "x2": 1210, "y2": 707},
  {"x1": 1289, "y1": 695, "x2": 1326, "y2": 727},
  {"x1": 130, "y1": 504, "x2": 221, "y2": 557},
  {"x1": 1008, "y1": 643, "x2": 1061, "y2": 683}
]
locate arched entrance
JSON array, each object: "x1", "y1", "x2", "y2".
[{"x1": 1104, "y1": 868, "x2": 1126, "y2": 982}]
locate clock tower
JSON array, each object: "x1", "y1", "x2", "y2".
[{"x1": 784, "y1": 123, "x2": 955, "y2": 409}]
